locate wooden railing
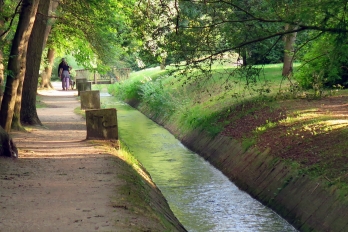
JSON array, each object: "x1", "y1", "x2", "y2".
[{"x1": 75, "y1": 68, "x2": 132, "y2": 84}]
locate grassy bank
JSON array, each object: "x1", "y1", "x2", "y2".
[
  {"x1": 91, "y1": 140, "x2": 186, "y2": 231},
  {"x1": 73, "y1": 106, "x2": 186, "y2": 231},
  {"x1": 107, "y1": 64, "x2": 348, "y2": 188},
  {"x1": 107, "y1": 64, "x2": 348, "y2": 230}
]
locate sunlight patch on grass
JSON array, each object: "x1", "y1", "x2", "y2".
[
  {"x1": 302, "y1": 120, "x2": 348, "y2": 134},
  {"x1": 255, "y1": 120, "x2": 278, "y2": 134},
  {"x1": 74, "y1": 107, "x2": 85, "y2": 118},
  {"x1": 280, "y1": 109, "x2": 348, "y2": 137}
]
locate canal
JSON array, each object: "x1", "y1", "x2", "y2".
[{"x1": 101, "y1": 96, "x2": 297, "y2": 232}]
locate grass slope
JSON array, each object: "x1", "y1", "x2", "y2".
[{"x1": 107, "y1": 63, "x2": 348, "y2": 200}]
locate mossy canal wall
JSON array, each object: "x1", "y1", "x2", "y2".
[{"x1": 131, "y1": 103, "x2": 348, "y2": 232}]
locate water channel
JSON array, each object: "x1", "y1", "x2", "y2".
[{"x1": 101, "y1": 95, "x2": 297, "y2": 232}]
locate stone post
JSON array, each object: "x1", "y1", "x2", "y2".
[
  {"x1": 85, "y1": 108, "x2": 118, "y2": 140},
  {"x1": 80, "y1": 90, "x2": 100, "y2": 110},
  {"x1": 77, "y1": 80, "x2": 91, "y2": 96}
]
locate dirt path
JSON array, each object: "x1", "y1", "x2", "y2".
[{"x1": 0, "y1": 85, "x2": 179, "y2": 232}]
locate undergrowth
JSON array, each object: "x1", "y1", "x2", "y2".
[
  {"x1": 107, "y1": 65, "x2": 289, "y2": 136},
  {"x1": 107, "y1": 64, "x2": 348, "y2": 192}
]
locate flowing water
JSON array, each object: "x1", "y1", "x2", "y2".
[{"x1": 101, "y1": 95, "x2": 297, "y2": 232}]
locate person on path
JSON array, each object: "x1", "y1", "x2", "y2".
[
  {"x1": 58, "y1": 58, "x2": 65, "y2": 90},
  {"x1": 58, "y1": 58, "x2": 71, "y2": 91}
]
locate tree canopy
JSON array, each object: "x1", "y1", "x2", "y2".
[{"x1": 1, "y1": 0, "x2": 348, "y2": 131}]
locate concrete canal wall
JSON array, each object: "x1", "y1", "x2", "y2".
[{"x1": 133, "y1": 104, "x2": 348, "y2": 232}]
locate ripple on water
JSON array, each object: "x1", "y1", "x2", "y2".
[{"x1": 101, "y1": 96, "x2": 298, "y2": 232}]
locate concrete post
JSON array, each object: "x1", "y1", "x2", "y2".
[
  {"x1": 77, "y1": 81, "x2": 91, "y2": 96},
  {"x1": 85, "y1": 108, "x2": 118, "y2": 140},
  {"x1": 80, "y1": 90, "x2": 100, "y2": 110}
]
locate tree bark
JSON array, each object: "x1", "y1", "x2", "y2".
[
  {"x1": 43, "y1": 0, "x2": 58, "y2": 48},
  {"x1": 41, "y1": 47, "x2": 55, "y2": 89},
  {"x1": 40, "y1": 0, "x2": 59, "y2": 89},
  {"x1": 241, "y1": 48, "x2": 247, "y2": 67},
  {"x1": 0, "y1": 49, "x2": 4, "y2": 111},
  {"x1": 0, "y1": 0, "x2": 40, "y2": 132},
  {"x1": 20, "y1": 0, "x2": 51, "y2": 126},
  {"x1": 0, "y1": 1, "x2": 5, "y2": 110},
  {"x1": 0, "y1": 125, "x2": 18, "y2": 158},
  {"x1": 282, "y1": 24, "x2": 298, "y2": 77}
]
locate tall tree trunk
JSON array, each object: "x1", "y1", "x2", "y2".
[
  {"x1": 43, "y1": 0, "x2": 58, "y2": 48},
  {"x1": 282, "y1": 24, "x2": 298, "y2": 77},
  {"x1": 40, "y1": 0, "x2": 59, "y2": 89},
  {"x1": 41, "y1": 47, "x2": 55, "y2": 89},
  {"x1": 0, "y1": 1, "x2": 5, "y2": 111},
  {"x1": 0, "y1": 0, "x2": 40, "y2": 132},
  {"x1": 241, "y1": 48, "x2": 247, "y2": 67},
  {"x1": 19, "y1": 0, "x2": 51, "y2": 126},
  {"x1": 0, "y1": 49, "x2": 4, "y2": 111}
]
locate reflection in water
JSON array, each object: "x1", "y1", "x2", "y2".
[{"x1": 101, "y1": 97, "x2": 297, "y2": 232}]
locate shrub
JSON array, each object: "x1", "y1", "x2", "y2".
[{"x1": 295, "y1": 34, "x2": 348, "y2": 89}]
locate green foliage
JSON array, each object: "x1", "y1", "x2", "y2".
[
  {"x1": 49, "y1": 0, "x2": 139, "y2": 71},
  {"x1": 108, "y1": 78, "x2": 143, "y2": 101},
  {"x1": 255, "y1": 120, "x2": 278, "y2": 135},
  {"x1": 132, "y1": 0, "x2": 348, "y2": 96},
  {"x1": 242, "y1": 137, "x2": 256, "y2": 152},
  {"x1": 0, "y1": 0, "x2": 20, "y2": 69},
  {"x1": 178, "y1": 104, "x2": 224, "y2": 136},
  {"x1": 51, "y1": 55, "x2": 83, "y2": 80},
  {"x1": 109, "y1": 64, "x2": 290, "y2": 137},
  {"x1": 294, "y1": 34, "x2": 348, "y2": 89},
  {"x1": 139, "y1": 79, "x2": 177, "y2": 118},
  {"x1": 247, "y1": 39, "x2": 284, "y2": 65}
]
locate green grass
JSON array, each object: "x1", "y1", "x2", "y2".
[
  {"x1": 107, "y1": 63, "x2": 348, "y2": 186},
  {"x1": 107, "y1": 64, "x2": 293, "y2": 136},
  {"x1": 36, "y1": 95, "x2": 46, "y2": 108}
]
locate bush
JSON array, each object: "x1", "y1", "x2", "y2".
[
  {"x1": 295, "y1": 34, "x2": 348, "y2": 89},
  {"x1": 107, "y1": 79, "x2": 143, "y2": 101}
]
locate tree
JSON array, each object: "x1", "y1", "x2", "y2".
[
  {"x1": 19, "y1": 0, "x2": 52, "y2": 126},
  {"x1": 0, "y1": 0, "x2": 20, "y2": 110},
  {"x1": 0, "y1": 0, "x2": 40, "y2": 132},
  {"x1": 19, "y1": 0, "x2": 136, "y2": 126},
  {"x1": 37, "y1": 0, "x2": 138, "y2": 84},
  {"x1": 282, "y1": 24, "x2": 298, "y2": 77},
  {"x1": 40, "y1": 47, "x2": 55, "y2": 89},
  {"x1": 39, "y1": 1, "x2": 59, "y2": 89},
  {"x1": 134, "y1": 0, "x2": 348, "y2": 88},
  {"x1": 0, "y1": 0, "x2": 141, "y2": 130}
]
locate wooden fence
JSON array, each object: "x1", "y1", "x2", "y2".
[{"x1": 75, "y1": 68, "x2": 132, "y2": 84}]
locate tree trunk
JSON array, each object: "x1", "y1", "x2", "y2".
[
  {"x1": 0, "y1": 125, "x2": 18, "y2": 158},
  {"x1": 40, "y1": 0, "x2": 59, "y2": 89},
  {"x1": 241, "y1": 48, "x2": 247, "y2": 66},
  {"x1": 282, "y1": 24, "x2": 298, "y2": 77},
  {"x1": 160, "y1": 59, "x2": 166, "y2": 70},
  {"x1": 0, "y1": 50, "x2": 4, "y2": 111},
  {"x1": 41, "y1": 47, "x2": 55, "y2": 89},
  {"x1": 0, "y1": 1, "x2": 4, "y2": 110},
  {"x1": 43, "y1": 0, "x2": 58, "y2": 48},
  {"x1": 0, "y1": 0, "x2": 40, "y2": 132},
  {"x1": 20, "y1": 0, "x2": 51, "y2": 126}
]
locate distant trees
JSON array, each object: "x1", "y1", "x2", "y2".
[
  {"x1": 0, "y1": 0, "x2": 137, "y2": 132},
  {"x1": 134, "y1": 0, "x2": 348, "y2": 87}
]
